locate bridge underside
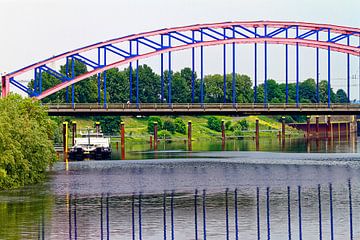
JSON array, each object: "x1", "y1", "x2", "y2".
[{"x1": 46, "y1": 104, "x2": 360, "y2": 116}]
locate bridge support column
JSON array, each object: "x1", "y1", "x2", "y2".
[
  {"x1": 1, "y1": 76, "x2": 9, "y2": 97},
  {"x1": 120, "y1": 122, "x2": 125, "y2": 160},
  {"x1": 255, "y1": 119, "x2": 259, "y2": 151},
  {"x1": 154, "y1": 122, "x2": 158, "y2": 150},
  {"x1": 96, "y1": 122, "x2": 100, "y2": 136},
  {"x1": 188, "y1": 121, "x2": 192, "y2": 151},
  {"x1": 306, "y1": 116, "x2": 311, "y2": 139},
  {"x1": 63, "y1": 121, "x2": 69, "y2": 170},
  {"x1": 72, "y1": 121, "x2": 77, "y2": 146},
  {"x1": 315, "y1": 116, "x2": 320, "y2": 139}
]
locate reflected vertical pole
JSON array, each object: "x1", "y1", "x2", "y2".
[
  {"x1": 348, "y1": 180, "x2": 353, "y2": 240},
  {"x1": 120, "y1": 122, "x2": 125, "y2": 160},
  {"x1": 296, "y1": 26, "x2": 300, "y2": 106},
  {"x1": 225, "y1": 188, "x2": 229, "y2": 240},
  {"x1": 329, "y1": 184, "x2": 334, "y2": 240},
  {"x1": 106, "y1": 194, "x2": 110, "y2": 240},
  {"x1": 232, "y1": 26, "x2": 236, "y2": 106},
  {"x1": 139, "y1": 193, "x2": 142, "y2": 240},
  {"x1": 168, "y1": 34, "x2": 172, "y2": 106},
  {"x1": 287, "y1": 186, "x2": 291, "y2": 240},
  {"x1": 298, "y1": 186, "x2": 302, "y2": 240},
  {"x1": 171, "y1": 191, "x2": 175, "y2": 240},
  {"x1": 203, "y1": 189, "x2": 207, "y2": 240},
  {"x1": 163, "y1": 192, "x2": 167, "y2": 240},
  {"x1": 316, "y1": 32, "x2": 320, "y2": 103},
  {"x1": 97, "y1": 48, "x2": 101, "y2": 104},
  {"x1": 74, "y1": 195, "x2": 77, "y2": 240},
  {"x1": 161, "y1": 35, "x2": 164, "y2": 103},
  {"x1": 103, "y1": 48, "x2": 107, "y2": 108},
  {"x1": 266, "y1": 187, "x2": 270, "y2": 240},
  {"x1": 71, "y1": 58, "x2": 75, "y2": 108},
  {"x1": 194, "y1": 189, "x2": 198, "y2": 240},
  {"x1": 188, "y1": 121, "x2": 192, "y2": 151},
  {"x1": 100, "y1": 195, "x2": 104, "y2": 240},
  {"x1": 200, "y1": 29, "x2": 204, "y2": 105},
  {"x1": 223, "y1": 28, "x2": 227, "y2": 103},
  {"x1": 235, "y1": 188, "x2": 239, "y2": 240},
  {"x1": 129, "y1": 42, "x2": 133, "y2": 103},
  {"x1": 254, "y1": 27, "x2": 258, "y2": 103},
  {"x1": 347, "y1": 36, "x2": 350, "y2": 102},
  {"x1": 264, "y1": 25, "x2": 268, "y2": 106},
  {"x1": 256, "y1": 187, "x2": 260, "y2": 240},
  {"x1": 68, "y1": 194, "x2": 72, "y2": 240},
  {"x1": 191, "y1": 31, "x2": 195, "y2": 103},
  {"x1": 136, "y1": 40, "x2": 139, "y2": 108},
  {"x1": 285, "y1": 29, "x2": 289, "y2": 103},
  {"x1": 132, "y1": 194, "x2": 135, "y2": 240},
  {"x1": 327, "y1": 29, "x2": 331, "y2": 108},
  {"x1": 318, "y1": 185, "x2": 322, "y2": 240}
]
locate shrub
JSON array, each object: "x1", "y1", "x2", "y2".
[
  {"x1": 174, "y1": 118, "x2": 186, "y2": 134},
  {"x1": 163, "y1": 120, "x2": 175, "y2": 134},
  {"x1": 158, "y1": 130, "x2": 172, "y2": 139},
  {"x1": 225, "y1": 120, "x2": 232, "y2": 130},
  {"x1": 207, "y1": 116, "x2": 222, "y2": 132},
  {"x1": 147, "y1": 116, "x2": 163, "y2": 133}
]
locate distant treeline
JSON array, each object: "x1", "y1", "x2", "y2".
[{"x1": 30, "y1": 60, "x2": 348, "y2": 104}]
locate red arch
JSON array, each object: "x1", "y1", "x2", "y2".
[
  {"x1": 2, "y1": 21, "x2": 359, "y2": 99},
  {"x1": 36, "y1": 37, "x2": 360, "y2": 100}
]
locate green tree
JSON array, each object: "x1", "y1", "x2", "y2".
[
  {"x1": 93, "y1": 116, "x2": 122, "y2": 135},
  {"x1": 207, "y1": 116, "x2": 222, "y2": 132},
  {"x1": 147, "y1": 116, "x2": 163, "y2": 133},
  {"x1": 174, "y1": 118, "x2": 186, "y2": 134},
  {"x1": 299, "y1": 78, "x2": 317, "y2": 103},
  {"x1": 106, "y1": 68, "x2": 130, "y2": 103},
  {"x1": 0, "y1": 94, "x2": 56, "y2": 189},
  {"x1": 163, "y1": 120, "x2": 175, "y2": 134},
  {"x1": 336, "y1": 89, "x2": 348, "y2": 103}
]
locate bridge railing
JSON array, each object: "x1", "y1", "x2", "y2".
[{"x1": 44, "y1": 103, "x2": 360, "y2": 110}]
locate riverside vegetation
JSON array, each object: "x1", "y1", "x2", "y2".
[{"x1": 0, "y1": 94, "x2": 56, "y2": 190}]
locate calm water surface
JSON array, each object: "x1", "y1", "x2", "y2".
[{"x1": 1, "y1": 137, "x2": 360, "y2": 239}]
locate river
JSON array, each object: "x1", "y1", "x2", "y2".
[{"x1": 1, "y1": 137, "x2": 360, "y2": 239}]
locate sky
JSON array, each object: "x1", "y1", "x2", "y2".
[{"x1": 0, "y1": 0, "x2": 359, "y2": 97}]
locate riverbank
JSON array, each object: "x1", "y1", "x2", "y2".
[{"x1": 62, "y1": 115, "x2": 303, "y2": 142}]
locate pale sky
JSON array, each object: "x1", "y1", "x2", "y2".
[{"x1": 0, "y1": 0, "x2": 359, "y2": 97}]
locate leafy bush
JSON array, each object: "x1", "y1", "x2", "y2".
[
  {"x1": 225, "y1": 120, "x2": 232, "y2": 130},
  {"x1": 207, "y1": 116, "x2": 222, "y2": 132},
  {"x1": 158, "y1": 130, "x2": 172, "y2": 139},
  {"x1": 0, "y1": 94, "x2": 57, "y2": 190},
  {"x1": 93, "y1": 116, "x2": 122, "y2": 135},
  {"x1": 163, "y1": 120, "x2": 175, "y2": 134},
  {"x1": 147, "y1": 116, "x2": 163, "y2": 133},
  {"x1": 174, "y1": 118, "x2": 186, "y2": 134}
]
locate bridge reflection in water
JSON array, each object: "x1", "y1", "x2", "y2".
[{"x1": 55, "y1": 182, "x2": 354, "y2": 240}]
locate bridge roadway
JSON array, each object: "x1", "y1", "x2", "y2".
[{"x1": 45, "y1": 103, "x2": 360, "y2": 116}]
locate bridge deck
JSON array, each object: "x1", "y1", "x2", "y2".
[{"x1": 45, "y1": 103, "x2": 360, "y2": 116}]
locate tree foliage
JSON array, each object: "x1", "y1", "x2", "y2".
[
  {"x1": 174, "y1": 118, "x2": 186, "y2": 134},
  {"x1": 207, "y1": 116, "x2": 222, "y2": 132},
  {"x1": 0, "y1": 94, "x2": 56, "y2": 189}
]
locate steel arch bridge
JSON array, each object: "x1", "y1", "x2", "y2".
[{"x1": 2, "y1": 21, "x2": 360, "y2": 113}]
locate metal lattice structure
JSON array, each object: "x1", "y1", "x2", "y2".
[{"x1": 2, "y1": 21, "x2": 360, "y2": 108}]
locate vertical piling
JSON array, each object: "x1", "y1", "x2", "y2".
[
  {"x1": 221, "y1": 120, "x2": 225, "y2": 143},
  {"x1": 150, "y1": 136, "x2": 153, "y2": 150},
  {"x1": 120, "y1": 122, "x2": 125, "y2": 160},
  {"x1": 306, "y1": 116, "x2": 311, "y2": 139},
  {"x1": 255, "y1": 119, "x2": 259, "y2": 151},
  {"x1": 327, "y1": 116, "x2": 332, "y2": 140},
  {"x1": 338, "y1": 122, "x2": 341, "y2": 141},
  {"x1": 281, "y1": 116, "x2": 286, "y2": 142},
  {"x1": 96, "y1": 121, "x2": 100, "y2": 136},
  {"x1": 154, "y1": 122, "x2": 158, "y2": 150},
  {"x1": 315, "y1": 116, "x2": 319, "y2": 139},
  {"x1": 188, "y1": 121, "x2": 192, "y2": 151},
  {"x1": 346, "y1": 122, "x2": 350, "y2": 141},
  {"x1": 72, "y1": 121, "x2": 77, "y2": 146},
  {"x1": 63, "y1": 122, "x2": 69, "y2": 171}
]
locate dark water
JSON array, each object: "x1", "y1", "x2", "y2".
[{"x1": 1, "y1": 137, "x2": 360, "y2": 239}]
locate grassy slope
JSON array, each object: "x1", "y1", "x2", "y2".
[{"x1": 72, "y1": 116, "x2": 303, "y2": 142}]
